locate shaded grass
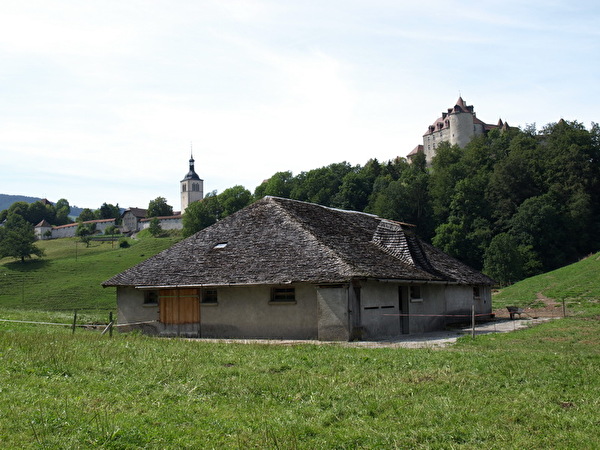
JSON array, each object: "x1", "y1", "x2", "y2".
[{"x1": 1, "y1": 318, "x2": 599, "y2": 448}]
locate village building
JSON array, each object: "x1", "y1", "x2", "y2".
[
  {"x1": 139, "y1": 214, "x2": 183, "y2": 231},
  {"x1": 407, "y1": 97, "x2": 507, "y2": 165},
  {"x1": 34, "y1": 219, "x2": 53, "y2": 239},
  {"x1": 119, "y1": 154, "x2": 203, "y2": 234},
  {"x1": 103, "y1": 196, "x2": 495, "y2": 341},
  {"x1": 121, "y1": 208, "x2": 148, "y2": 234},
  {"x1": 37, "y1": 218, "x2": 117, "y2": 239}
]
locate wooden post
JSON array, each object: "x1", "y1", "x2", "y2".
[
  {"x1": 471, "y1": 304, "x2": 475, "y2": 339},
  {"x1": 562, "y1": 298, "x2": 566, "y2": 318},
  {"x1": 72, "y1": 310, "x2": 77, "y2": 335},
  {"x1": 109, "y1": 311, "x2": 113, "y2": 337}
]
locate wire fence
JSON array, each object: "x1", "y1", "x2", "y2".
[{"x1": 0, "y1": 313, "x2": 161, "y2": 338}]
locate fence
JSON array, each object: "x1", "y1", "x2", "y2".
[{"x1": 0, "y1": 310, "x2": 157, "y2": 338}]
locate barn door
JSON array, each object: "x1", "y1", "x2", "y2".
[{"x1": 159, "y1": 289, "x2": 200, "y2": 324}]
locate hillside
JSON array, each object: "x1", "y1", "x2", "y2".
[
  {"x1": 0, "y1": 194, "x2": 41, "y2": 211},
  {"x1": 0, "y1": 193, "x2": 87, "y2": 218},
  {"x1": 493, "y1": 252, "x2": 600, "y2": 315},
  {"x1": 0, "y1": 235, "x2": 180, "y2": 313}
]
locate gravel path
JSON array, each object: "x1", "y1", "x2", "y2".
[{"x1": 195, "y1": 317, "x2": 554, "y2": 349}]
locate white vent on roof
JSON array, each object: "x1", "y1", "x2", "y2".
[{"x1": 213, "y1": 242, "x2": 228, "y2": 249}]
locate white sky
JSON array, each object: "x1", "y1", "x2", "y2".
[{"x1": 1, "y1": 0, "x2": 598, "y2": 210}]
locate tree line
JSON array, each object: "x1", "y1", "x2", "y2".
[
  {"x1": 3, "y1": 119, "x2": 598, "y2": 283},
  {"x1": 182, "y1": 119, "x2": 600, "y2": 284}
]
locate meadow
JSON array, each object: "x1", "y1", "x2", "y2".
[{"x1": 1, "y1": 237, "x2": 599, "y2": 448}]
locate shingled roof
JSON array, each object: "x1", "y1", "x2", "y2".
[{"x1": 103, "y1": 197, "x2": 494, "y2": 288}]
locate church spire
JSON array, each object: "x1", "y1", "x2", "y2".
[{"x1": 181, "y1": 149, "x2": 204, "y2": 212}]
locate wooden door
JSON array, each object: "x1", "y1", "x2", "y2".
[{"x1": 159, "y1": 289, "x2": 200, "y2": 324}]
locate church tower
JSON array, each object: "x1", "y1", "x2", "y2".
[{"x1": 181, "y1": 153, "x2": 204, "y2": 212}]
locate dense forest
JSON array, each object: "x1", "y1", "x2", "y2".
[{"x1": 184, "y1": 119, "x2": 600, "y2": 284}]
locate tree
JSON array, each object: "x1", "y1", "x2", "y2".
[
  {"x1": 104, "y1": 225, "x2": 120, "y2": 236},
  {"x1": 0, "y1": 214, "x2": 44, "y2": 262},
  {"x1": 54, "y1": 198, "x2": 71, "y2": 225},
  {"x1": 483, "y1": 232, "x2": 541, "y2": 285},
  {"x1": 182, "y1": 193, "x2": 221, "y2": 237},
  {"x1": 147, "y1": 197, "x2": 173, "y2": 218},
  {"x1": 78, "y1": 208, "x2": 96, "y2": 222},
  {"x1": 219, "y1": 186, "x2": 252, "y2": 218},
  {"x1": 254, "y1": 171, "x2": 295, "y2": 200},
  {"x1": 27, "y1": 201, "x2": 52, "y2": 225},
  {"x1": 290, "y1": 162, "x2": 353, "y2": 206},
  {"x1": 148, "y1": 218, "x2": 162, "y2": 237},
  {"x1": 98, "y1": 203, "x2": 121, "y2": 221},
  {"x1": 76, "y1": 222, "x2": 96, "y2": 247}
]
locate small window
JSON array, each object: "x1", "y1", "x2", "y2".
[
  {"x1": 182, "y1": 185, "x2": 187, "y2": 192},
  {"x1": 213, "y1": 242, "x2": 228, "y2": 249},
  {"x1": 201, "y1": 289, "x2": 218, "y2": 304},
  {"x1": 271, "y1": 287, "x2": 296, "y2": 303},
  {"x1": 143, "y1": 291, "x2": 158, "y2": 305},
  {"x1": 410, "y1": 286, "x2": 422, "y2": 301},
  {"x1": 473, "y1": 286, "x2": 481, "y2": 299}
]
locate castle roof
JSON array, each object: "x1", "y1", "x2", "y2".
[{"x1": 423, "y1": 97, "x2": 497, "y2": 137}]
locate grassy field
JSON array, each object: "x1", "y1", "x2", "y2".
[
  {"x1": 493, "y1": 252, "x2": 600, "y2": 315},
  {"x1": 1, "y1": 318, "x2": 599, "y2": 448},
  {"x1": 1, "y1": 240, "x2": 599, "y2": 448},
  {"x1": 0, "y1": 234, "x2": 179, "y2": 316}
]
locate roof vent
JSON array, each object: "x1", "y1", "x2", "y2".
[{"x1": 213, "y1": 242, "x2": 228, "y2": 249}]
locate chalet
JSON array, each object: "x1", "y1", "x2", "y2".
[{"x1": 103, "y1": 197, "x2": 495, "y2": 341}]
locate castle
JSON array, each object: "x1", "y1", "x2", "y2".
[{"x1": 407, "y1": 97, "x2": 507, "y2": 164}]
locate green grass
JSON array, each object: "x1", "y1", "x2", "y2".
[
  {"x1": 1, "y1": 241, "x2": 600, "y2": 447},
  {"x1": 0, "y1": 318, "x2": 599, "y2": 448},
  {"x1": 493, "y1": 252, "x2": 600, "y2": 315},
  {"x1": 0, "y1": 236, "x2": 180, "y2": 316}
]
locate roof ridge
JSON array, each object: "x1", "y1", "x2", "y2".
[{"x1": 269, "y1": 197, "x2": 358, "y2": 275}]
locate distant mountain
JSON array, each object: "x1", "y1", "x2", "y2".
[
  {"x1": 0, "y1": 194, "x2": 42, "y2": 211},
  {"x1": 0, "y1": 194, "x2": 85, "y2": 218}
]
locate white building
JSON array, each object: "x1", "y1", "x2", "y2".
[{"x1": 407, "y1": 97, "x2": 507, "y2": 165}]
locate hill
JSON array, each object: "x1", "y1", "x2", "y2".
[
  {"x1": 0, "y1": 194, "x2": 42, "y2": 211},
  {"x1": 493, "y1": 252, "x2": 600, "y2": 315},
  {"x1": 0, "y1": 235, "x2": 181, "y2": 314},
  {"x1": 0, "y1": 193, "x2": 87, "y2": 218}
]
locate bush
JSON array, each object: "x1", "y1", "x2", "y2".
[{"x1": 119, "y1": 238, "x2": 130, "y2": 248}]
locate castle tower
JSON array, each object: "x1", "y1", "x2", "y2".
[
  {"x1": 181, "y1": 153, "x2": 204, "y2": 212},
  {"x1": 408, "y1": 97, "x2": 499, "y2": 165},
  {"x1": 448, "y1": 96, "x2": 476, "y2": 148}
]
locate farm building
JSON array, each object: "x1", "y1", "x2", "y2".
[{"x1": 103, "y1": 196, "x2": 494, "y2": 341}]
